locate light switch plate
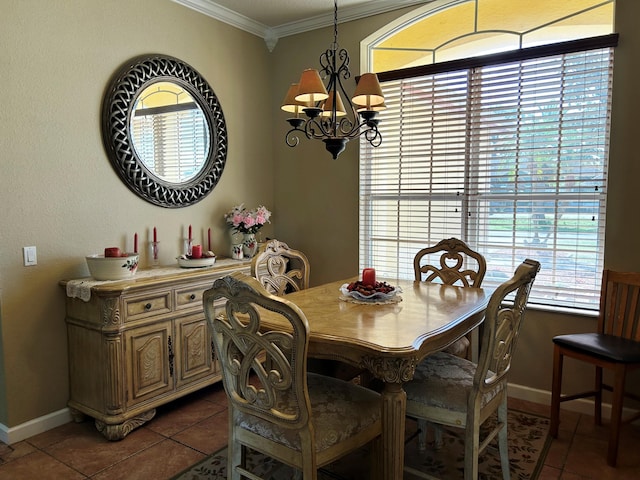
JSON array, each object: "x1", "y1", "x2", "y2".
[{"x1": 23, "y1": 246, "x2": 37, "y2": 266}]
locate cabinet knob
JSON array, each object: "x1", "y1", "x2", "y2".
[
  {"x1": 144, "y1": 303, "x2": 152, "y2": 310},
  {"x1": 189, "y1": 294, "x2": 196, "y2": 301}
]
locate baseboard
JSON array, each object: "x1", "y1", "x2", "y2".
[
  {"x1": 0, "y1": 408, "x2": 72, "y2": 445},
  {"x1": 507, "y1": 383, "x2": 640, "y2": 421}
]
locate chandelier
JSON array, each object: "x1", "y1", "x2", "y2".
[{"x1": 281, "y1": 0, "x2": 386, "y2": 160}]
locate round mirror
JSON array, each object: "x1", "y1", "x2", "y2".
[{"x1": 102, "y1": 55, "x2": 227, "y2": 208}]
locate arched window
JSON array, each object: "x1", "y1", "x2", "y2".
[{"x1": 359, "y1": 0, "x2": 616, "y2": 310}]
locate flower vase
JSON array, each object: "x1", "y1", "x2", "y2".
[
  {"x1": 242, "y1": 233, "x2": 258, "y2": 258},
  {"x1": 230, "y1": 230, "x2": 244, "y2": 260}
]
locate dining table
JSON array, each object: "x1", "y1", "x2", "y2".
[{"x1": 257, "y1": 276, "x2": 490, "y2": 480}]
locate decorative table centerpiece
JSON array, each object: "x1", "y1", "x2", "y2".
[
  {"x1": 340, "y1": 268, "x2": 402, "y2": 304},
  {"x1": 225, "y1": 204, "x2": 271, "y2": 259}
]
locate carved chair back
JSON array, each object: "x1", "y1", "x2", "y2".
[
  {"x1": 475, "y1": 258, "x2": 540, "y2": 397},
  {"x1": 413, "y1": 237, "x2": 486, "y2": 287},
  {"x1": 204, "y1": 272, "x2": 311, "y2": 429},
  {"x1": 251, "y1": 239, "x2": 310, "y2": 295}
]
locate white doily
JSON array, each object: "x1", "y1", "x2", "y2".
[{"x1": 65, "y1": 267, "x2": 183, "y2": 302}]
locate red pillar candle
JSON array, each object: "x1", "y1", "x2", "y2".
[
  {"x1": 191, "y1": 244, "x2": 202, "y2": 259},
  {"x1": 362, "y1": 268, "x2": 376, "y2": 286},
  {"x1": 105, "y1": 247, "x2": 121, "y2": 257}
]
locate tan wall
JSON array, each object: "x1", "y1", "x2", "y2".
[
  {"x1": 1, "y1": 0, "x2": 639, "y2": 430},
  {"x1": 0, "y1": 0, "x2": 274, "y2": 427}
]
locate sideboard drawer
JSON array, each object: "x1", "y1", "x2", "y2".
[
  {"x1": 124, "y1": 290, "x2": 172, "y2": 321},
  {"x1": 175, "y1": 284, "x2": 210, "y2": 311}
]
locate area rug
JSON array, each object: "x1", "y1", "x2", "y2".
[{"x1": 174, "y1": 410, "x2": 550, "y2": 479}]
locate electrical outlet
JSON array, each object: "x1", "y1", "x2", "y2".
[{"x1": 23, "y1": 246, "x2": 37, "y2": 266}]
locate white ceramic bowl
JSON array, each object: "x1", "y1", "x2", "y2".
[{"x1": 86, "y1": 254, "x2": 139, "y2": 281}]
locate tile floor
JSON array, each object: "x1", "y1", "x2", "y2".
[{"x1": 0, "y1": 382, "x2": 639, "y2": 479}]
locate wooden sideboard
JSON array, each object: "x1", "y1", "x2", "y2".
[{"x1": 60, "y1": 258, "x2": 252, "y2": 440}]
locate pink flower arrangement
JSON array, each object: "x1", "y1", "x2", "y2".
[{"x1": 225, "y1": 204, "x2": 271, "y2": 234}]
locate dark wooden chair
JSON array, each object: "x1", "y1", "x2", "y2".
[{"x1": 550, "y1": 269, "x2": 640, "y2": 466}]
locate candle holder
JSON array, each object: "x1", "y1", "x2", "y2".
[
  {"x1": 184, "y1": 239, "x2": 192, "y2": 257},
  {"x1": 149, "y1": 241, "x2": 160, "y2": 268}
]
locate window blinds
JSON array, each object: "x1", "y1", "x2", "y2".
[{"x1": 360, "y1": 43, "x2": 614, "y2": 309}]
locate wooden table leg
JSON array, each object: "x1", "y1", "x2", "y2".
[{"x1": 381, "y1": 381, "x2": 406, "y2": 480}]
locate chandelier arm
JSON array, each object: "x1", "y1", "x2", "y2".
[
  {"x1": 338, "y1": 118, "x2": 382, "y2": 142},
  {"x1": 336, "y1": 117, "x2": 356, "y2": 137},
  {"x1": 363, "y1": 127, "x2": 383, "y2": 147},
  {"x1": 285, "y1": 127, "x2": 302, "y2": 147},
  {"x1": 304, "y1": 117, "x2": 333, "y2": 140}
]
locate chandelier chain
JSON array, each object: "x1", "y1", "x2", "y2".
[{"x1": 333, "y1": 0, "x2": 338, "y2": 47}]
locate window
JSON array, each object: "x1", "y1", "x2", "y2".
[{"x1": 359, "y1": 1, "x2": 616, "y2": 310}]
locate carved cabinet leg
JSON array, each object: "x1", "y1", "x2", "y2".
[{"x1": 95, "y1": 409, "x2": 156, "y2": 441}]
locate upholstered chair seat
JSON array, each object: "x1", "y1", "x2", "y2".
[
  {"x1": 553, "y1": 333, "x2": 640, "y2": 363},
  {"x1": 236, "y1": 372, "x2": 381, "y2": 453},
  {"x1": 405, "y1": 352, "x2": 504, "y2": 418}
]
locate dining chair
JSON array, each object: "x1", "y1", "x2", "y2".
[
  {"x1": 251, "y1": 239, "x2": 310, "y2": 296},
  {"x1": 414, "y1": 237, "x2": 487, "y2": 358},
  {"x1": 251, "y1": 239, "x2": 363, "y2": 382},
  {"x1": 403, "y1": 258, "x2": 540, "y2": 480},
  {"x1": 203, "y1": 272, "x2": 382, "y2": 480},
  {"x1": 550, "y1": 269, "x2": 640, "y2": 467}
]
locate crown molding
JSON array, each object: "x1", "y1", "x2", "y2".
[
  {"x1": 172, "y1": 0, "x2": 269, "y2": 38},
  {"x1": 172, "y1": 0, "x2": 429, "y2": 51}
]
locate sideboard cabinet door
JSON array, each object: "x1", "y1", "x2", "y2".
[
  {"x1": 124, "y1": 321, "x2": 173, "y2": 406},
  {"x1": 175, "y1": 312, "x2": 218, "y2": 388}
]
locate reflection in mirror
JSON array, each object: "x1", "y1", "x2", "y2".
[{"x1": 130, "y1": 82, "x2": 210, "y2": 184}]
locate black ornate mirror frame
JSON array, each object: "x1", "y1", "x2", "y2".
[{"x1": 102, "y1": 54, "x2": 227, "y2": 208}]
